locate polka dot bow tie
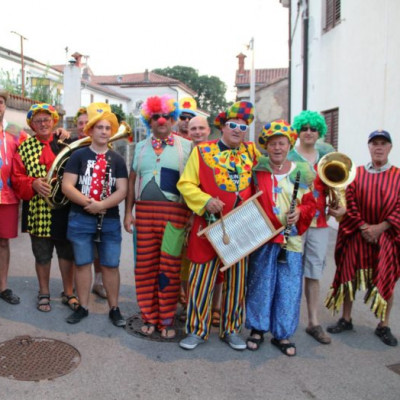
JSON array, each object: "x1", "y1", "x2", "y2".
[{"x1": 151, "y1": 135, "x2": 174, "y2": 154}]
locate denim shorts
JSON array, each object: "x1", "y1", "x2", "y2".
[
  {"x1": 67, "y1": 211, "x2": 122, "y2": 268},
  {"x1": 30, "y1": 235, "x2": 74, "y2": 265}
]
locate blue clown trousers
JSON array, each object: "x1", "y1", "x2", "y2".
[{"x1": 245, "y1": 243, "x2": 303, "y2": 340}]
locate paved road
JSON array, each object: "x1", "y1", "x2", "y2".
[{"x1": 1, "y1": 221, "x2": 400, "y2": 400}]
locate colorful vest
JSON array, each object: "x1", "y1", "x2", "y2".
[{"x1": 187, "y1": 140, "x2": 257, "y2": 263}]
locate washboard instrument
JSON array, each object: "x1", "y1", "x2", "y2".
[{"x1": 197, "y1": 192, "x2": 284, "y2": 271}]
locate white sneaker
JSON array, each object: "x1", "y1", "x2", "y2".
[
  {"x1": 179, "y1": 334, "x2": 205, "y2": 350},
  {"x1": 222, "y1": 333, "x2": 246, "y2": 350}
]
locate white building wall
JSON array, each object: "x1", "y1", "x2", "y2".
[
  {"x1": 63, "y1": 64, "x2": 81, "y2": 118},
  {"x1": 290, "y1": 0, "x2": 400, "y2": 166},
  {"x1": 80, "y1": 86, "x2": 130, "y2": 112}
]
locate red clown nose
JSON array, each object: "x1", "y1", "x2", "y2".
[{"x1": 157, "y1": 117, "x2": 167, "y2": 125}]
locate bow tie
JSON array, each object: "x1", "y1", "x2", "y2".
[
  {"x1": 217, "y1": 148, "x2": 252, "y2": 173},
  {"x1": 151, "y1": 135, "x2": 174, "y2": 150}
]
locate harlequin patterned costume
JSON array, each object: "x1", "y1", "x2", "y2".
[
  {"x1": 325, "y1": 165, "x2": 400, "y2": 321},
  {"x1": 177, "y1": 138, "x2": 260, "y2": 340},
  {"x1": 12, "y1": 134, "x2": 70, "y2": 238}
]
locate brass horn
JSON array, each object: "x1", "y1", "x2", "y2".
[
  {"x1": 317, "y1": 152, "x2": 356, "y2": 209},
  {"x1": 44, "y1": 121, "x2": 132, "y2": 209}
]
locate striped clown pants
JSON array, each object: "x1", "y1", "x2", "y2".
[
  {"x1": 185, "y1": 257, "x2": 247, "y2": 340},
  {"x1": 135, "y1": 200, "x2": 190, "y2": 330}
]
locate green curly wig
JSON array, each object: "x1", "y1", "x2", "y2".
[{"x1": 292, "y1": 110, "x2": 327, "y2": 138}]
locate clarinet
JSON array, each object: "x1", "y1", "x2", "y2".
[
  {"x1": 93, "y1": 162, "x2": 110, "y2": 243},
  {"x1": 277, "y1": 170, "x2": 301, "y2": 264}
]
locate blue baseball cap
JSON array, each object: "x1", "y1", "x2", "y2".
[{"x1": 368, "y1": 129, "x2": 392, "y2": 144}]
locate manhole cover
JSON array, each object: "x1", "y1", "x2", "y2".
[
  {"x1": 387, "y1": 363, "x2": 400, "y2": 375},
  {"x1": 126, "y1": 313, "x2": 186, "y2": 343},
  {"x1": 0, "y1": 336, "x2": 81, "y2": 381}
]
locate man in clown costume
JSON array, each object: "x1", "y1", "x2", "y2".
[
  {"x1": 124, "y1": 95, "x2": 191, "y2": 340},
  {"x1": 12, "y1": 103, "x2": 76, "y2": 313},
  {"x1": 177, "y1": 101, "x2": 259, "y2": 351}
]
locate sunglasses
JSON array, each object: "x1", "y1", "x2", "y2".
[
  {"x1": 179, "y1": 115, "x2": 193, "y2": 121},
  {"x1": 225, "y1": 122, "x2": 248, "y2": 132},
  {"x1": 300, "y1": 126, "x2": 318, "y2": 132},
  {"x1": 151, "y1": 114, "x2": 171, "y2": 121}
]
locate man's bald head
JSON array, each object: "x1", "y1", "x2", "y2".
[{"x1": 188, "y1": 116, "x2": 211, "y2": 145}]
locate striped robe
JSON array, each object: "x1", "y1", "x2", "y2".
[{"x1": 325, "y1": 166, "x2": 400, "y2": 320}]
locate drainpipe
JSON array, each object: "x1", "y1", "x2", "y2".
[
  {"x1": 288, "y1": 1, "x2": 292, "y2": 121},
  {"x1": 302, "y1": 0, "x2": 309, "y2": 110}
]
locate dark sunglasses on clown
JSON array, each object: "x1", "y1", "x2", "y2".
[
  {"x1": 300, "y1": 126, "x2": 317, "y2": 132},
  {"x1": 225, "y1": 122, "x2": 249, "y2": 132},
  {"x1": 151, "y1": 114, "x2": 171, "y2": 121}
]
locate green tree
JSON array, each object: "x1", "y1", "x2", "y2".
[
  {"x1": 152, "y1": 66, "x2": 229, "y2": 125},
  {"x1": 0, "y1": 70, "x2": 24, "y2": 96},
  {"x1": 110, "y1": 104, "x2": 126, "y2": 123}
]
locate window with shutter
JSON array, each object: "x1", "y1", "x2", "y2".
[
  {"x1": 324, "y1": 0, "x2": 341, "y2": 32},
  {"x1": 322, "y1": 108, "x2": 339, "y2": 150}
]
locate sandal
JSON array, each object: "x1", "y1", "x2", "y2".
[
  {"x1": 61, "y1": 292, "x2": 80, "y2": 311},
  {"x1": 211, "y1": 309, "x2": 220, "y2": 328},
  {"x1": 246, "y1": 329, "x2": 264, "y2": 351},
  {"x1": 327, "y1": 318, "x2": 353, "y2": 334},
  {"x1": 37, "y1": 293, "x2": 51, "y2": 312},
  {"x1": 0, "y1": 288, "x2": 20, "y2": 305},
  {"x1": 139, "y1": 323, "x2": 156, "y2": 337},
  {"x1": 271, "y1": 338, "x2": 296, "y2": 357},
  {"x1": 161, "y1": 326, "x2": 176, "y2": 340},
  {"x1": 306, "y1": 325, "x2": 331, "y2": 344}
]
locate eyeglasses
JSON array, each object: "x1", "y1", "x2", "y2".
[
  {"x1": 151, "y1": 114, "x2": 171, "y2": 121},
  {"x1": 300, "y1": 126, "x2": 317, "y2": 132},
  {"x1": 225, "y1": 122, "x2": 248, "y2": 132},
  {"x1": 32, "y1": 117, "x2": 53, "y2": 125},
  {"x1": 179, "y1": 115, "x2": 193, "y2": 121}
]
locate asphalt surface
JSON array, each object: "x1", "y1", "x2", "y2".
[{"x1": 1, "y1": 219, "x2": 400, "y2": 400}]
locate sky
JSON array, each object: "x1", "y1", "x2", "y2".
[{"x1": 1, "y1": 0, "x2": 289, "y2": 101}]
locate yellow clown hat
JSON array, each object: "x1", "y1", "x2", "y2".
[{"x1": 84, "y1": 103, "x2": 119, "y2": 136}]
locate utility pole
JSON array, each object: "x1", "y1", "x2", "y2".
[
  {"x1": 11, "y1": 31, "x2": 28, "y2": 97},
  {"x1": 248, "y1": 37, "x2": 256, "y2": 142}
]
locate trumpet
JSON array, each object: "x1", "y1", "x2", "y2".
[
  {"x1": 317, "y1": 152, "x2": 356, "y2": 209},
  {"x1": 44, "y1": 121, "x2": 132, "y2": 209}
]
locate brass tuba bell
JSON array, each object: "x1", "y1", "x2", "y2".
[
  {"x1": 44, "y1": 121, "x2": 132, "y2": 209},
  {"x1": 317, "y1": 152, "x2": 356, "y2": 209}
]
